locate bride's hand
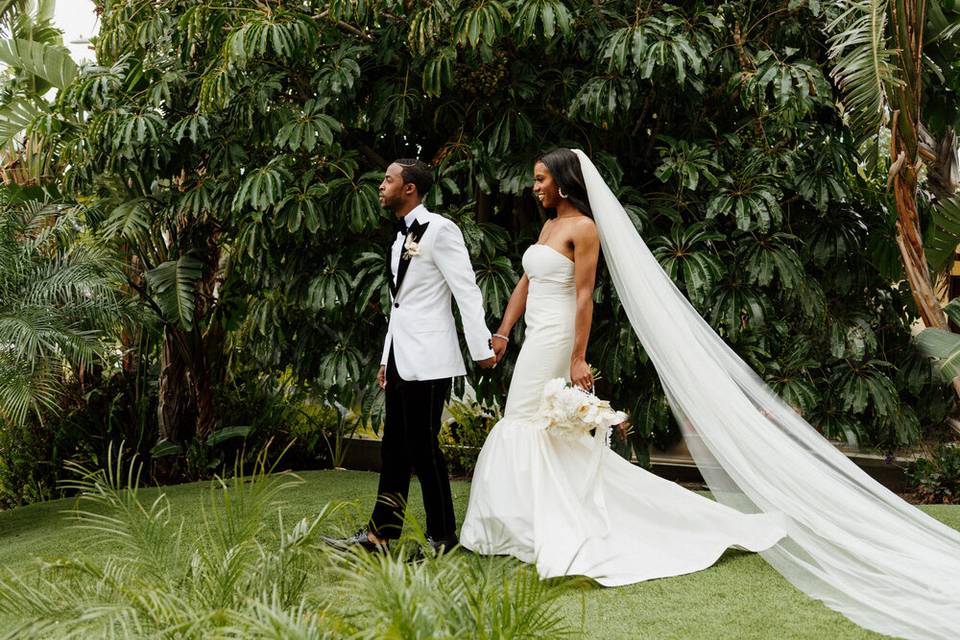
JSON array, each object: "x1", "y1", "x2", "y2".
[{"x1": 571, "y1": 358, "x2": 593, "y2": 391}]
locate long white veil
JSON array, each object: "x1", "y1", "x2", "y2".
[{"x1": 573, "y1": 148, "x2": 960, "y2": 640}]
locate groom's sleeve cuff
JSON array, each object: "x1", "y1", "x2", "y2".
[{"x1": 474, "y1": 338, "x2": 495, "y2": 361}]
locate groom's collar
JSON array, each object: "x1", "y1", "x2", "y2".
[{"x1": 403, "y1": 204, "x2": 427, "y2": 228}]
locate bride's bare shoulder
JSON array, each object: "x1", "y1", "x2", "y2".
[{"x1": 572, "y1": 215, "x2": 598, "y2": 237}]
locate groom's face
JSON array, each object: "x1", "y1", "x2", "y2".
[{"x1": 379, "y1": 163, "x2": 414, "y2": 212}]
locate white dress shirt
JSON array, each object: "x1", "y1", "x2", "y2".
[{"x1": 390, "y1": 205, "x2": 424, "y2": 286}]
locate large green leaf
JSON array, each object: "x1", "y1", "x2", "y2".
[
  {"x1": 654, "y1": 137, "x2": 721, "y2": 191},
  {"x1": 351, "y1": 251, "x2": 390, "y2": 315},
  {"x1": 0, "y1": 38, "x2": 77, "y2": 89},
  {"x1": 475, "y1": 255, "x2": 517, "y2": 317},
  {"x1": 736, "y1": 233, "x2": 804, "y2": 288},
  {"x1": 739, "y1": 51, "x2": 833, "y2": 123},
  {"x1": 145, "y1": 255, "x2": 204, "y2": 330},
  {"x1": 326, "y1": 173, "x2": 381, "y2": 233},
  {"x1": 306, "y1": 257, "x2": 353, "y2": 311},
  {"x1": 225, "y1": 12, "x2": 314, "y2": 66},
  {"x1": 207, "y1": 425, "x2": 252, "y2": 446},
  {"x1": 273, "y1": 100, "x2": 340, "y2": 152},
  {"x1": 830, "y1": 359, "x2": 899, "y2": 416},
  {"x1": 924, "y1": 195, "x2": 960, "y2": 273},
  {"x1": 651, "y1": 223, "x2": 724, "y2": 304},
  {"x1": 709, "y1": 280, "x2": 772, "y2": 337},
  {"x1": 454, "y1": 0, "x2": 511, "y2": 48},
  {"x1": 103, "y1": 198, "x2": 151, "y2": 240},
  {"x1": 512, "y1": 0, "x2": 573, "y2": 40},
  {"x1": 568, "y1": 76, "x2": 637, "y2": 126},
  {"x1": 944, "y1": 297, "x2": 960, "y2": 326},
  {"x1": 233, "y1": 160, "x2": 291, "y2": 212},
  {"x1": 408, "y1": 0, "x2": 455, "y2": 54},
  {"x1": 915, "y1": 327, "x2": 960, "y2": 382},
  {"x1": 0, "y1": 98, "x2": 40, "y2": 146},
  {"x1": 318, "y1": 342, "x2": 363, "y2": 390},
  {"x1": 421, "y1": 46, "x2": 456, "y2": 98}
]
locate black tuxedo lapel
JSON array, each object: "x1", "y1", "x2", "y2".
[{"x1": 394, "y1": 220, "x2": 429, "y2": 297}]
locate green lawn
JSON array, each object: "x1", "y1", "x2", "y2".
[{"x1": 1, "y1": 469, "x2": 957, "y2": 639}]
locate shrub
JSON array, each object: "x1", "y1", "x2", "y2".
[
  {"x1": 439, "y1": 396, "x2": 503, "y2": 477},
  {"x1": 909, "y1": 442, "x2": 960, "y2": 504}
]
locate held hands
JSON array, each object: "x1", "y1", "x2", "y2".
[
  {"x1": 570, "y1": 357, "x2": 593, "y2": 391},
  {"x1": 477, "y1": 332, "x2": 508, "y2": 369},
  {"x1": 492, "y1": 335, "x2": 508, "y2": 363}
]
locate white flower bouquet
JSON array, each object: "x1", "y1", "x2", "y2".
[{"x1": 538, "y1": 377, "x2": 628, "y2": 443}]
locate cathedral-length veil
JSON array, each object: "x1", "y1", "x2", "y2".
[{"x1": 573, "y1": 148, "x2": 960, "y2": 640}]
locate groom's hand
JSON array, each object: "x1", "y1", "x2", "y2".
[
  {"x1": 377, "y1": 365, "x2": 386, "y2": 389},
  {"x1": 477, "y1": 356, "x2": 497, "y2": 369}
]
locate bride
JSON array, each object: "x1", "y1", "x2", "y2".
[
  {"x1": 459, "y1": 148, "x2": 787, "y2": 585},
  {"x1": 461, "y1": 148, "x2": 960, "y2": 640}
]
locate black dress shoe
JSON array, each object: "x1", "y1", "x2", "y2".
[
  {"x1": 321, "y1": 528, "x2": 388, "y2": 553},
  {"x1": 426, "y1": 534, "x2": 459, "y2": 555},
  {"x1": 408, "y1": 535, "x2": 459, "y2": 563}
]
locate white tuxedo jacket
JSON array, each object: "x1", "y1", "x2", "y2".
[{"x1": 381, "y1": 206, "x2": 494, "y2": 381}]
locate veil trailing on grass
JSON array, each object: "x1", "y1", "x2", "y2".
[{"x1": 573, "y1": 148, "x2": 960, "y2": 640}]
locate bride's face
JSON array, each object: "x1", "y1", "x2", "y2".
[{"x1": 532, "y1": 161, "x2": 560, "y2": 209}]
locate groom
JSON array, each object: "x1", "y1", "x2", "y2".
[{"x1": 327, "y1": 158, "x2": 499, "y2": 554}]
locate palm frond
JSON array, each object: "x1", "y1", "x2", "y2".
[
  {"x1": 0, "y1": 0, "x2": 28, "y2": 26},
  {"x1": 0, "y1": 198, "x2": 129, "y2": 427},
  {"x1": 825, "y1": 0, "x2": 902, "y2": 154},
  {"x1": 0, "y1": 355, "x2": 59, "y2": 425}
]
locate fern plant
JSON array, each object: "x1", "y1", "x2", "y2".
[{"x1": 0, "y1": 444, "x2": 580, "y2": 639}]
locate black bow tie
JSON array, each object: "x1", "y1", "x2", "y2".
[{"x1": 393, "y1": 219, "x2": 409, "y2": 236}]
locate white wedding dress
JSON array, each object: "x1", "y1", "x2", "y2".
[
  {"x1": 459, "y1": 150, "x2": 960, "y2": 638},
  {"x1": 460, "y1": 243, "x2": 787, "y2": 586}
]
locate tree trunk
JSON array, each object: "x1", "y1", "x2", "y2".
[
  {"x1": 887, "y1": 1, "x2": 960, "y2": 407},
  {"x1": 191, "y1": 357, "x2": 216, "y2": 442},
  {"x1": 893, "y1": 167, "x2": 947, "y2": 329},
  {"x1": 476, "y1": 186, "x2": 492, "y2": 223},
  {"x1": 157, "y1": 325, "x2": 193, "y2": 442},
  {"x1": 193, "y1": 316, "x2": 225, "y2": 442},
  {"x1": 157, "y1": 323, "x2": 223, "y2": 444}
]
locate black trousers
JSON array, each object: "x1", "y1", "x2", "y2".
[{"x1": 368, "y1": 347, "x2": 455, "y2": 540}]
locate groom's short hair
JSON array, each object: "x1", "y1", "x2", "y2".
[{"x1": 394, "y1": 158, "x2": 433, "y2": 198}]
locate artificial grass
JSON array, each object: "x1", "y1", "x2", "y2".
[{"x1": 1, "y1": 469, "x2": 957, "y2": 639}]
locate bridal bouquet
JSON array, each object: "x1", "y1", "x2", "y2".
[{"x1": 538, "y1": 378, "x2": 628, "y2": 443}]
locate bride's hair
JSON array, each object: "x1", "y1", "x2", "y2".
[{"x1": 536, "y1": 148, "x2": 594, "y2": 219}]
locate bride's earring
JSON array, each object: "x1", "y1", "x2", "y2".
[{"x1": 558, "y1": 186, "x2": 569, "y2": 199}]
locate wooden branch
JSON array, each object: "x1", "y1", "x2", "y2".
[{"x1": 312, "y1": 9, "x2": 374, "y2": 41}]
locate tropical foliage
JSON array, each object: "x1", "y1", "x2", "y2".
[
  {"x1": 826, "y1": 0, "x2": 960, "y2": 382},
  {"x1": 0, "y1": 0, "x2": 958, "y2": 503},
  {"x1": 0, "y1": 447, "x2": 578, "y2": 638}
]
